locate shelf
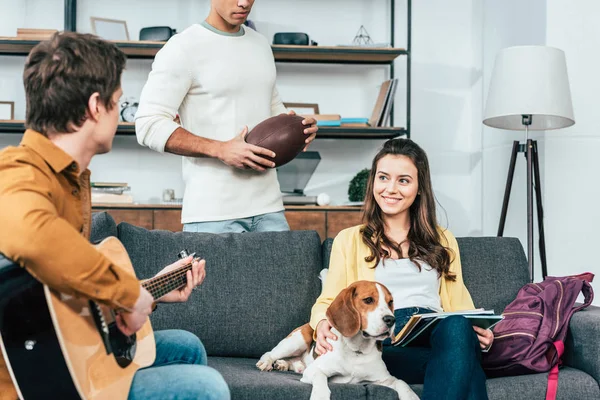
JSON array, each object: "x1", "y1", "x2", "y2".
[
  {"x1": 0, "y1": 121, "x2": 405, "y2": 140},
  {"x1": 0, "y1": 38, "x2": 407, "y2": 63}
]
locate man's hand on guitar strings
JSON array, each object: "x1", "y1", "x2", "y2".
[
  {"x1": 116, "y1": 286, "x2": 154, "y2": 336},
  {"x1": 155, "y1": 256, "x2": 206, "y2": 304}
]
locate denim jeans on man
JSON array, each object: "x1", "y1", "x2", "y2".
[
  {"x1": 183, "y1": 211, "x2": 289, "y2": 233},
  {"x1": 128, "y1": 329, "x2": 230, "y2": 400},
  {"x1": 382, "y1": 307, "x2": 488, "y2": 400}
]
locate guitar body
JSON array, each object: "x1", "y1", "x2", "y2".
[{"x1": 0, "y1": 237, "x2": 155, "y2": 400}]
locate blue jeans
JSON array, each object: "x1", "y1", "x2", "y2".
[
  {"x1": 183, "y1": 211, "x2": 289, "y2": 233},
  {"x1": 128, "y1": 330, "x2": 230, "y2": 400},
  {"x1": 383, "y1": 308, "x2": 488, "y2": 400}
]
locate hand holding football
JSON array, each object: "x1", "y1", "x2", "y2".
[{"x1": 245, "y1": 114, "x2": 307, "y2": 167}]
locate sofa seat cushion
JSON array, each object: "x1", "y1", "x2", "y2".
[
  {"x1": 486, "y1": 366, "x2": 600, "y2": 400},
  {"x1": 209, "y1": 357, "x2": 599, "y2": 400},
  {"x1": 117, "y1": 223, "x2": 323, "y2": 358},
  {"x1": 208, "y1": 356, "x2": 400, "y2": 400}
]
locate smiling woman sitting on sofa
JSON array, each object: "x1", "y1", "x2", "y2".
[{"x1": 310, "y1": 138, "x2": 493, "y2": 400}]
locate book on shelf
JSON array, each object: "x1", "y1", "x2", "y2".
[
  {"x1": 301, "y1": 114, "x2": 341, "y2": 121},
  {"x1": 91, "y1": 182, "x2": 129, "y2": 188},
  {"x1": 91, "y1": 192, "x2": 134, "y2": 204},
  {"x1": 316, "y1": 120, "x2": 342, "y2": 127},
  {"x1": 369, "y1": 79, "x2": 398, "y2": 127},
  {"x1": 16, "y1": 28, "x2": 58, "y2": 40},
  {"x1": 391, "y1": 308, "x2": 503, "y2": 348}
]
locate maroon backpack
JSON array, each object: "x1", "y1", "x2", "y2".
[{"x1": 482, "y1": 272, "x2": 594, "y2": 400}]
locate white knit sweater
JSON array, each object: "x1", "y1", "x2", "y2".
[{"x1": 135, "y1": 22, "x2": 287, "y2": 223}]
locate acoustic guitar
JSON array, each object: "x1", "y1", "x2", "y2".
[{"x1": 0, "y1": 237, "x2": 194, "y2": 400}]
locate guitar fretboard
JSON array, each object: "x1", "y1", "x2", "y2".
[{"x1": 141, "y1": 261, "x2": 194, "y2": 299}]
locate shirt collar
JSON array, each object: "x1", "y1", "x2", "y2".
[{"x1": 21, "y1": 129, "x2": 78, "y2": 174}]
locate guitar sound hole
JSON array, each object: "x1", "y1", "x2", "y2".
[{"x1": 108, "y1": 323, "x2": 137, "y2": 368}]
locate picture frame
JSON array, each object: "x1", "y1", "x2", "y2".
[
  {"x1": 0, "y1": 101, "x2": 15, "y2": 120},
  {"x1": 90, "y1": 17, "x2": 130, "y2": 41},
  {"x1": 284, "y1": 102, "x2": 320, "y2": 115}
]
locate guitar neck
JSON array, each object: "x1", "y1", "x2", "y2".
[{"x1": 141, "y1": 261, "x2": 193, "y2": 299}]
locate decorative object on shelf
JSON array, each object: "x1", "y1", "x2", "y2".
[
  {"x1": 273, "y1": 32, "x2": 317, "y2": 46},
  {"x1": 91, "y1": 17, "x2": 130, "y2": 41},
  {"x1": 119, "y1": 97, "x2": 138, "y2": 123},
  {"x1": 348, "y1": 168, "x2": 370, "y2": 202},
  {"x1": 317, "y1": 193, "x2": 331, "y2": 206},
  {"x1": 352, "y1": 25, "x2": 373, "y2": 46},
  {"x1": 139, "y1": 26, "x2": 176, "y2": 41},
  {"x1": 0, "y1": 101, "x2": 14, "y2": 120},
  {"x1": 483, "y1": 45, "x2": 575, "y2": 282},
  {"x1": 284, "y1": 102, "x2": 320, "y2": 115},
  {"x1": 162, "y1": 188, "x2": 175, "y2": 202},
  {"x1": 16, "y1": 28, "x2": 58, "y2": 40}
]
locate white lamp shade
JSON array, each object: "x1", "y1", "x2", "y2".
[{"x1": 483, "y1": 46, "x2": 575, "y2": 130}]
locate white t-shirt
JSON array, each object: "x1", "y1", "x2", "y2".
[
  {"x1": 136, "y1": 22, "x2": 287, "y2": 223},
  {"x1": 375, "y1": 258, "x2": 443, "y2": 312}
]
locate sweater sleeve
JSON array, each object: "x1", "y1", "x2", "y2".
[
  {"x1": 440, "y1": 229, "x2": 476, "y2": 311},
  {"x1": 135, "y1": 37, "x2": 193, "y2": 153},
  {"x1": 309, "y1": 231, "x2": 351, "y2": 331}
]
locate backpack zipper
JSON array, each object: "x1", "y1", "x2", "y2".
[
  {"x1": 494, "y1": 332, "x2": 537, "y2": 340},
  {"x1": 553, "y1": 280, "x2": 564, "y2": 338},
  {"x1": 502, "y1": 311, "x2": 543, "y2": 317}
]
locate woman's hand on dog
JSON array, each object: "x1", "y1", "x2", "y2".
[
  {"x1": 316, "y1": 319, "x2": 338, "y2": 355},
  {"x1": 473, "y1": 326, "x2": 494, "y2": 351}
]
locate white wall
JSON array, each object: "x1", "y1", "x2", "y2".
[
  {"x1": 482, "y1": 0, "x2": 547, "y2": 280},
  {"x1": 0, "y1": 0, "x2": 484, "y2": 234},
  {"x1": 2, "y1": 1, "x2": 597, "y2": 302},
  {"x1": 544, "y1": 0, "x2": 600, "y2": 301}
]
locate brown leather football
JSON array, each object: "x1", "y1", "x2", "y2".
[{"x1": 245, "y1": 114, "x2": 307, "y2": 167}]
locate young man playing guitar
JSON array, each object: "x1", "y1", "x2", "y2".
[{"x1": 0, "y1": 32, "x2": 230, "y2": 400}]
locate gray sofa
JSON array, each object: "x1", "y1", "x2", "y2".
[{"x1": 91, "y1": 212, "x2": 600, "y2": 399}]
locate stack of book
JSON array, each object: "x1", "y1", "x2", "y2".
[
  {"x1": 296, "y1": 78, "x2": 398, "y2": 129},
  {"x1": 303, "y1": 114, "x2": 371, "y2": 127},
  {"x1": 16, "y1": 28, "x2": 59, "y2": 40},
  {"x1": 91, "y1": 182, "x2": 134, "y2": 204}
]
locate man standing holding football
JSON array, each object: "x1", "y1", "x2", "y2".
[{"x1": 136, "y1": 0, "x2": 318, "y2": 233}]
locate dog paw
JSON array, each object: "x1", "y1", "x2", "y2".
[
  {"x1": 256, "y1": 353, "x2": 275, "y2": 371},
  {"x1": 274, "y1": 359, "x2": 290, "y2": 371},
  {"x1": 290, "y1": 360, "x2": 305, "y2": 374}
]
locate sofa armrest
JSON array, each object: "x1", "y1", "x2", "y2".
[{"x1": 564, "y1": 305, "x2": 600, "y2": 384}]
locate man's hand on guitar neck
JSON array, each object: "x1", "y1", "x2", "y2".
[
  {"x1": 115, "y1": 256, "x2": 205, "y2": 336},
  {"x1": 116, "y1": 287, "x2": 154, "y2": 336},
  {"x1": 154, "y1": 256, "x2": 206, "y2": 304}
]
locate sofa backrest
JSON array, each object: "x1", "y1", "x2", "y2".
[
  {"x1": 116, "y1": 222, "x2": 323, "y2": 358},
  {"x1": 322, "y1": 236, "x2": 530, "y2": 313}
]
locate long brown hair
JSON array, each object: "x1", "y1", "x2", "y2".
[{"x1": 361, "y1": 138, "x2": 456, "y2": 281}]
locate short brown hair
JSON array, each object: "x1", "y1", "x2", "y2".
[{"x1": 24, "y1": 32, "x2": 126, "y2": 135}]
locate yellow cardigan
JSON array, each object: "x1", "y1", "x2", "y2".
[{"x1": 309, "y1": 225, "x2": 476, "y2": 330}]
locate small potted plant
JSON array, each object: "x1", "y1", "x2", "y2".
[{"x1": 348, "y1": 168, "x2": 370, "y2": 203}]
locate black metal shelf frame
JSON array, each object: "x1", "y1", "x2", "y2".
[{"x1": 59, "y1": 0, "x2": 411, "y2": 138}]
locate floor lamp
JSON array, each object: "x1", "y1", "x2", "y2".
[{"x1": 483, "y1": 46, "x2": 575, "y2": 282}]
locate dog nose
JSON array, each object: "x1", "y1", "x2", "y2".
[{"x1": 383, "y1": 315, "x2": 395, "y2": 328}]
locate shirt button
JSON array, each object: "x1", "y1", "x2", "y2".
[
  {"x1": 72, "y1": 189, "x2": 79, "y2": 196},
  {"x1": 70, "y1": 162, "x2": 77, "y2": 170}
]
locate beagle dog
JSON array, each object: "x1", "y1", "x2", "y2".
[{"x1": 256, "y1": 281, "x2": 418, "y2": 400}]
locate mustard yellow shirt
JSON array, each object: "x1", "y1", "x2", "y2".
[
  {"x1": 309, "y1": 224, "x2": 476, "y2": 330},
  {"x1": 0, "y1": 130, "x2": 141, "y2": 400}
]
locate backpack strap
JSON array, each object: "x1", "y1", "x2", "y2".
[{"x1": 546, "y1": 340, "x2": 565, "y2": 400}]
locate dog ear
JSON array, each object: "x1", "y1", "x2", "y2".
[{"x1": 326, "y1": 286, "x2": 360, "y2": 337}]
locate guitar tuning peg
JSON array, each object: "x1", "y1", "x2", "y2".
[{"x1": 178, "y1": 249, "x2": 191, "y2": 259}]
